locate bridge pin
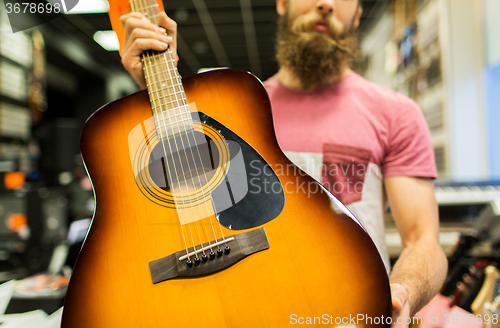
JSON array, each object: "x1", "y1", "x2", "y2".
[
  {"x1": 224, "y1": 246, "x2": 230, "y2": 255},
  {"x1": 217, "y1": 249, "x2": 223, "y2": 257},
  {"x1": 210, "y1": 251, "x2": 216, "y2": 260},
  {"x1": 202, "y1": 254, "x2": 208, "y2": 262},
  {"x1": 194, "y1": 257, "x2": 201, "y2": 265},
  {"x1": 186, "y1": 260, "x2": 193, "y2": 267}
]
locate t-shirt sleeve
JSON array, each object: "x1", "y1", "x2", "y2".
[{"x1": 382, "y1": 96, "x2": 438, "y2": 178}]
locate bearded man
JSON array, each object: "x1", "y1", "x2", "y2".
[{"x1": 119, "y1": 0, "x2": 447, "y2": 326}]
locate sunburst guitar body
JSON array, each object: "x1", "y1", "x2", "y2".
[{"x1": 61, "y1": 1, "x2": 392, "y2": 326}]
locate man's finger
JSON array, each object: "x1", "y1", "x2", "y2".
[
  {"x1": 159, "y1": 12, "x2": 177, "y2": 33},
  {"x1": 126, "y1": 38, "x2": 169, "y2": 56},
  {"x1": 129, "y1": 29, "x2": 172, "y2": 45},
  {"x1": 121, "y1": 16, "x2": 164, "y2": 39},
  {"x1": 120, "y1": 12, "x2": 148, "y2": 27},
  {"x1": 390, "y1": 283, "x2": 408, "y2": 312}
]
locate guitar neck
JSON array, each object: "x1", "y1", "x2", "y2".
[{"x1": 129, "y1": 0, "x2": 194, "y2": 136}]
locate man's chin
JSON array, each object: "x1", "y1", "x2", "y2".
[
  {"x1": 303, "y1": 29, "x2": 335, "y2": 37},
  {"x1": 310, "y1": 38, "x2": 339, "y2": 51},
  {"x1": 303, "y1": 31, "x2": 339, "y2": 46}
]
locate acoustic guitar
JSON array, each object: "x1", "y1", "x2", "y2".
[{"x1": 61, "y1": 0, "x2": 391, "y2": 326}]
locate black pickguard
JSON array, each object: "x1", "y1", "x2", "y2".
[{"x1": 197, "y1": 112, "x2": 285, "y2": 230}]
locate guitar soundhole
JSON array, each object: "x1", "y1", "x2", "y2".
[{"x1": 148, "y1": 131, "x2": 220, "y2": 193}]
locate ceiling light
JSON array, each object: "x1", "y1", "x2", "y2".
[
  {"x1": 175, "y1": 8, "x2": 189, "y2": 23},
  {"x1": 93, "y1": 31, "x2": 119, "y2": 51},
  {"x1": 64, "y1": 0, "x2": 109, "y2": 14},
  {"x1": 192, "y1": 41, "x2": 209, "y2": 55}
]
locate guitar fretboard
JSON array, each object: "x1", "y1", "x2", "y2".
[{"x1": 130, "y1": 0, "x2": 194, "y2": 137}]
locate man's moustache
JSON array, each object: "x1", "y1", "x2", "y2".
[{"x1": 292, "y1": 15, "x2": 342, "y2": 39}]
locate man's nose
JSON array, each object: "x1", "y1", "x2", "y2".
[{"x1": 316, "y1": 0, "x2": 335, "y2": 15}]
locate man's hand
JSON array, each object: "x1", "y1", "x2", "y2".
[
  {"x1": 119, "y1": 12, "x2": 178, "y2": 89},
  {"x1": 391, "y1": 283, "x2": 410, "y2": 328}
]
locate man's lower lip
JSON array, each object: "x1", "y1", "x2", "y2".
[{"x1": 314, "y1": 25, "x2": 328, "y2": 32}]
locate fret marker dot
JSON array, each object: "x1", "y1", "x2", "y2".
[{"x1": 162, "y1": 84, "x2": 166, "y2": 87}]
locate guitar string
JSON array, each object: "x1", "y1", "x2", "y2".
[
  {"x1": 156, "y1": 53, "x2": 216, "y2": 256},
  {"x1": 131, "y1": 0, "x2": 229, "y2": 260},
  {"x1": 143, "y1": 0, "x2": 226, "y2": 252},
  {"x1": 140, "y1": 0, "x2": 227, "y2": 246},
  {"x1": 156, "y1": 33, "x2": 225, "y2": 250},
  {"x1": 143, "y1": 1, "x2": 210, "y2": 259},
  {"x1": 141, "y1": 0, "x2": 220, "y2": 259},
  {"x1": 138, "y1": 6, "x2": 201, "y2": 261},
  {"x1": 164, "y1": 52, "x2": 228, "y2": 249},
  {"x1": 131, "y1": 0, "x2": 194, "y2": 261},
  {"x1": 131, "y1": 0, "x2": 195, "y2": 261}
]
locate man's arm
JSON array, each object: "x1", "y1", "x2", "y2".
[{"x1": 385, "y1": 176, "x2": 447, "y2": 322}]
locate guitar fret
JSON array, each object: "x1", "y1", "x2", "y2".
[
  {"x1": 149, "y1": 90, "x2": 184, "y2": 97},
  {"x1": 143, "y1": 61, "x2": 175, "y2": 68},
  {"x1": 151, "y1": 103, "x2": 185, "y2": 112},
  {"x1": 157, "y1": 111, "x2": 191, "y2": 121},
  {"x1": 153, "y1": 106, "x2": 190, "y2": 116},
  {"x1": 157, "y1": 118, "x2": 191, "y2": 129},
  {"x1": 148, "y1": 87, "x2": 183, "y2": 96},
  {"x1": 156, "y1": 118, "x2": 193, "y2": 129},
  {"x1": 140, "y1": 4, "x2": 158, "y2": 10},
  {"x1": 134, "y1": 0, "x2": 190, "y2": 138},
  {"x1": 148, "y1": 84, "x2": 182, "y2": 92},
  {"x1": 143, "y1": 57, "x2": 173, "y2": 65},
  {"x1": 144, "y1": 64, "x2": 177, "y2": 73},
  {"x1": 152, "y1": 93, "x2": 183, "y2": 101},
  {"x1": 165, "y1": 99, "x2": 187, "y2": 106},
  {"x1": 144, "y1": 70, "x2": 178, "y2": 82},
  {"x1": 145, "y1": 58, "x2": 176, "y2": 66},
  {"x1": 144, "y1": 71, "x2": 166, "y2": 78},
  {"x1": 153, "y1": 94, "x2": 184, "y2": 105},
  {"x1": 150, "y1": 101, "x2": 187, "y2": 111},
  {"x1": 145, "y1": 77, "x2": 179, "y2": 87},
  {"x1": 143, "y1": 64, "x2": 177, "y2": 80},
  {"x1": 152, "y1": 54, "x2": 173, "y2": 62}
]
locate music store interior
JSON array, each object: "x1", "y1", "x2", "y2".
[{"x1": 0, "y1": 0, "x2": 499, "y2": 326}]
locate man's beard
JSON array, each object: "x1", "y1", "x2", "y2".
[{"x1": 275, "y1": 11, "x2": 359, "y2": 89}]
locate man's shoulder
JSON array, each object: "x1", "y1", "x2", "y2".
[
  {"x1": 346, "y1": 73, "x2": 422, "y2": 117},
  {"x1": 263, "y1": 72, "x2": 420, "y2": 113},
  {"x1": 263, "y1": 75, "x2": 279, "y2": 92},
  {"x1": 347, "y1": 73, "x2": 410, "y2": 103}
]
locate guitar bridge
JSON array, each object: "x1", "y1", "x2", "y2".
[{"x1": 149, "y1": 227, "x2": 269, "y2": 284}]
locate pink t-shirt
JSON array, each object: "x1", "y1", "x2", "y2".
[{"x1": 264, "y1": 71, "x2": 437, "y2": 270}]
